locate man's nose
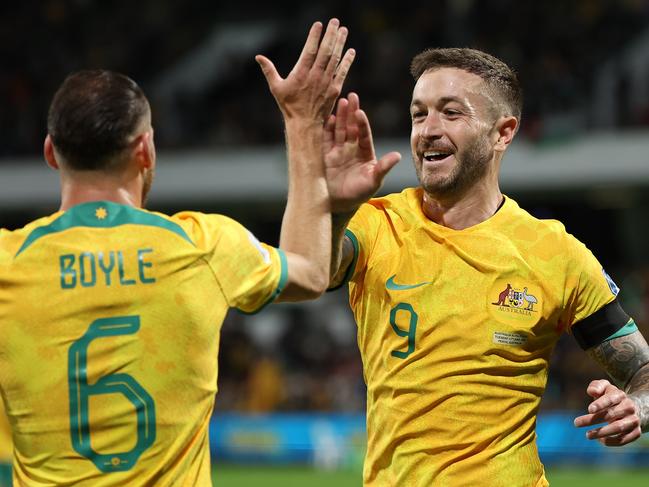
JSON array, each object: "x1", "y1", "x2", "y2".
[{"x1": 420, "y1": 112, "x2": 443, "y2": 138}]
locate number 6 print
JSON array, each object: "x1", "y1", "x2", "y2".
[{"x1": 68, "y1": 315, "x2": 156, "y2": 472}]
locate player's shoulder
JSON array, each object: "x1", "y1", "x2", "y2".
[
  {"x1": 170, "y1": 210, "x2": 251, "y2": 249},
  {"x1": 366, "y1": 187, "x2": 417, "y2": 209},
  {"x1": 170, "y1": 210, "x2": 236, "y2": 225},
  {"x1": 6, "y1": 212, "x2": 63, "y2": 236},
  {"x1": 170, "y1": 210, "x2": 242, "y2": 234},
  {"x1": 503, "y1": 197, "x2": 564, "y2": 230},
  {"x1": 358, "y1": 187, "x2": 421, "y2": 222},
  {"x1": 503, "y1": 196, "x2": 584, "y2": 249},
  {"x1": 4, "y1": 202, "x2": 207, "y2": 260},
  {"x1": 0, "y1": 212, "x2": 63, "y2": 260}
]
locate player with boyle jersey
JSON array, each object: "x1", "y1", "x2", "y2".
[
  {"x1": 318, "y1": 48, "x2": 649, "y2": 485},
  {"x1": 0, "y1": 19, "x2": 354, "y2": 486}
]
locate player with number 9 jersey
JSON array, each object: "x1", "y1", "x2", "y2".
[
  {"x1": 0, "y1": 205, "x2": 286, "y2": 485},
  {"x1": 343, "y1": 189, "x2": 622, "y2": 486}
]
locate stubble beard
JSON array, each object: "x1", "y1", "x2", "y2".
[{"x1": 414, "y1": 133, "x2": 494, "y2": 198}]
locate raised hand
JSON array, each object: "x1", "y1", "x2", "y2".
[
  {"x1": 573, "y1": 379, "x2": 642, "y2": 446},
  {"x1": 256, "y1": 19, "x2": 355, "y2": 122},
  {"x1": 324, "y1": 92, "x2": 401, "y2": 214}
]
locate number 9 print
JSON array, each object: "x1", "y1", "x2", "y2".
[{"x1": 390, "y1": 303, "x2": 418, "y2": 359}]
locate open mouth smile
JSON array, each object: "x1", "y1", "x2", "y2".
[{"x1": 423, "y1": 150, "x2": 453, "y2": 163}]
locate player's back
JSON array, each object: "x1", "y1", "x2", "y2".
[{"x1": 0, "y1": 200, "x2": 285, "y2": 486}]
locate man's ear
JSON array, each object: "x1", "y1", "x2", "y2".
[
  {"x1": 44, "y1": 135, "x2": 60, "y2": 170},
  {"x1": 494, "y1": 116, "x2": 518, "y2": 152},
  {"x1": 133, "y1": 131, "x2": 155, "y2": 170}
]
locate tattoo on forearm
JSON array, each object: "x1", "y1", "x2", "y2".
[
  {"x1": 588, "y1": 332, "x2": 649, "y2": 432},
  {"x1": 587, "y1": 333, "x2": 649, "y2": 387}
]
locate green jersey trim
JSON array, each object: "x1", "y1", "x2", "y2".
[
  {"x1": 238, "y1": 248, "x2": 288, "y2": 315},
  {"x1": 603, "y1": 319, "x2": 639, "y2": 342},
  {"x1": 16, "y1": 201, "x2": 194, "y2": 257}
]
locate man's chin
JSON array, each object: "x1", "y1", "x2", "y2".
[
  {"x1": 419, "y1": 175, "x2": 464, "y2": 197},
  {"x1": 418, "y1": 171, "x2": 452, "y2": 192}
]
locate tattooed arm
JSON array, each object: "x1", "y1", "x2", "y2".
[{"x1": 573, "y1": 330, "x2": 649, "y2": 446}]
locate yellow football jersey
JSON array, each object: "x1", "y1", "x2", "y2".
[
  {"x1": 0, "y1": 200, "x2": 286, "y2": 486},
  {"x1": 345, "y1": 188, "x2": 617, "y2": 487}
]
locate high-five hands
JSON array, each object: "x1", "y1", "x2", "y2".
[
  {"x1": 573, "y1": 379, "x2": 642, "y2": 446},
  {"x1": 256, "y1": 19, "x2": 400, "y2": 214},
  {"x1": 256, "y1": 19, "x2": 355, "y2": 122},
  {"x1": 324, "y1": 93, "x2": 401, "y2": 214}
]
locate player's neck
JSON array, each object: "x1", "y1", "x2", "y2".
[
  {"x1": 58, "y1": 171, "x2": 142, "y2": 211},
  {"x1": 421, "y1": 181, "x2": 504, "y2": 230}
]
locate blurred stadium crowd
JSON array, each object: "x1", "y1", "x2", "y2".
[
  {"x1": 216, "y1": 296, "x2": 366, "y2": 414},
  {"x1": 2, "y1": 0, "x2": 649, "y2": 416},
  {"x1": 3, "y1": 0, "x2": 649, "y2": 157}
]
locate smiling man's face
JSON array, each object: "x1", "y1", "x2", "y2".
[{"x1": 410, "y1": 67, "x2": 498, "y2": 197}]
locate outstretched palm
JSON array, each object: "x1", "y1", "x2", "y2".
[
  {"x1": 256, "y1": 19, "x2": 355, "y2": 122},
  {"x1": 324, "y1": 93, "x2": 401, "y2": 213}
]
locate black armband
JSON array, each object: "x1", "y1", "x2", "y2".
[{"x1": 572, "y1": 299, "x2": 631, "y2": 350}]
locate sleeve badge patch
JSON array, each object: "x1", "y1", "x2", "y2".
[
  {"x1": 247, "y1": 231, "x2": 271, "y2": 264},
  {"x1": 602, "y1": 268, "x2": 620, "y2": 296}
]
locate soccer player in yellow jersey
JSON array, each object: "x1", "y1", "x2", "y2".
[
  {"x1": 0, "y1": 19, "x2": 354, "y2": 486},
  {"x1": 310, "y1": 48, "x2": 649, "y2": 486}
]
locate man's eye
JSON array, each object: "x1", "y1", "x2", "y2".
[
  {"x1": 444, "y1": 109, "x2": 460, "y2": 116},
  {"x1": 411, "y1": 111, "x2": 425, "y2": 119}
]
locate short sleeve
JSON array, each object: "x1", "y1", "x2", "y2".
[
  {"x1": 173, "y1": 212, "x2": 287, "y2": 313},
  {"x1": 562, "y1": 234, "x2": 619, "y2": 330},
  {"x1": 345, "y1": 202, "x2": 382, "y2": 285}
]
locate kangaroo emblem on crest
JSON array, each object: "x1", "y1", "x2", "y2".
[
  {"x1": 492, "y1": 283, "x2": 539, "y2": 313},
  {"x1": 492, "y1": 283, "x2": 512, "y2": 306}
]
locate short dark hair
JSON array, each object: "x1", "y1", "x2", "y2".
[
  {"x1": 410, "y1": 48, "x2": 522, "y2": 120},
  {"x1": 47, "y1": 70, "x2": 149, "y2": 171}
]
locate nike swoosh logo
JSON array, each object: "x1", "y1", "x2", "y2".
[{"x1": 385, "y1": 275, "x2": 432, "y2": 291}]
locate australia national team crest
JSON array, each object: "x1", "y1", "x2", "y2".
[
  {"x1": 488, "y1": 280, "x2": 543, "y2": 326},
  {"x1": 492, "y1": 283, "x2": 538, "y2": 311}
]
